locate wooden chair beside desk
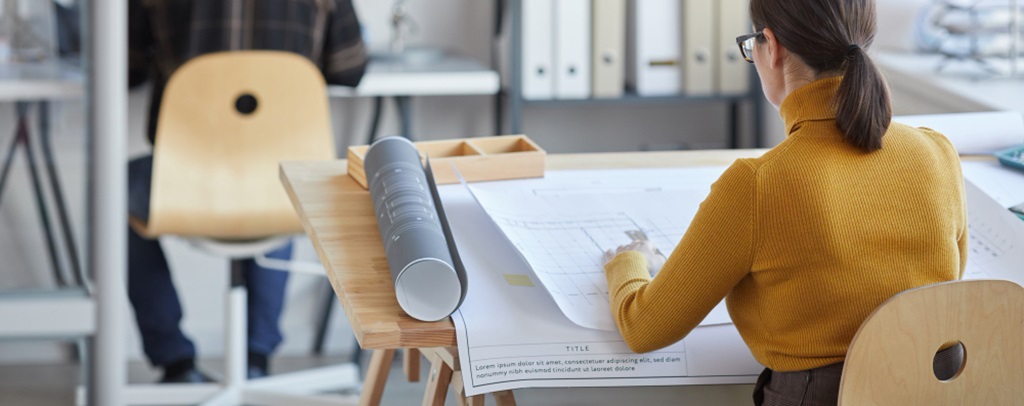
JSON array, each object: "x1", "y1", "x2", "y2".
[{"x1": 278, "y1": 149, "x2": 766, "y2": 405}]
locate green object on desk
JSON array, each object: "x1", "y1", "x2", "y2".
[{"x1": 995, "y1": 145, "x2": 1024, "y2": 173}]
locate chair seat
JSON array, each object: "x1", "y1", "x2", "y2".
[{"x1": 130, "y1": 215, "x2": 292, "y2": 259}]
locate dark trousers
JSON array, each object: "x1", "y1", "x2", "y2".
[
  {"x1": 752, "y1": 344, "x2": 965, "y2": 406},
  {"x1": 127, "y1": 155, "x2": 290, "y2": 367}
]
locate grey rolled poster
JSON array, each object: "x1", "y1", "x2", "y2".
[{"x1": 364, "y1": 136, "x2": 468, "y2": 321}]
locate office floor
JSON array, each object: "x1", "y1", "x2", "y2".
[{"x1": 0, "y1": 351, "x2": 754, "y2": 405}]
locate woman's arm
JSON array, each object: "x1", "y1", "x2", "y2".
[{"x1": 604, "y1": 160, "x2": 758, "y2": 353}]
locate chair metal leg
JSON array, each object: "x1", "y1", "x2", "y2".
[
  {"x1": 226, "y1": 259, "x2": 248, "y2": 389},
  {"x1": 395, "y1": 96, "x2": 413, "y2": 140},
  {"x1": 312, "y1": 281, "x2": 335, "y2": 355},
  {"x1": 367, "y1": 96, "x2": 384, "y2": 144}
]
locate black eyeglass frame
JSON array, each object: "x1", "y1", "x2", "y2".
[{"x1": 735, "y1": 32, "x2": 764, "y2": 64}]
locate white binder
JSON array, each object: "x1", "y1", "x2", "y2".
[
  {"x1": 682, "y1": 0, "x2": 715, "y2": 96},
  {"x1": 591, "y1": 0, "x2": 626, "y2": 98},
  {"x1": 627, "y1": 0, "x2": 682, "y2": 96},
  {"x1": 716, "y1": 0, "x2": 752, "y2": 95},
  {"x1": 555, "y1": 0, "x2": 592, "y2": 99},
  {"x1": 522, "y1": 0, "x2": 555, "y2": 100}
]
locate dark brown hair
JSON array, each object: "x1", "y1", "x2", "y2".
[{"x1": 751, "y1": 0, "x2": 891, "y2": 152}]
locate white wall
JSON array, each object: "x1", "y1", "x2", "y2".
[
  {"x1": 1, "y1": 0, "x2": 760, "y2": 365},
  {"x1": 875, "y1": 0, "x2": 932, "y2": 53}
]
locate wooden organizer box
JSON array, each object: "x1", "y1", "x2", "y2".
[{"x1": 346, "y1": 135, "x2": 546, "y2": 189}]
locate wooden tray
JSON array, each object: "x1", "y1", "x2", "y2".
[{"x1": 346, "y1": 135, "x2": 546, "y2": 189}]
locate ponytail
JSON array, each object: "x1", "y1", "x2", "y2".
[
  {"x1": 751, "y1": 0, "x2": 892, "y2": 152},
  {"x1": 834, "y1": 46, "x2": 892, "y2": 153}
]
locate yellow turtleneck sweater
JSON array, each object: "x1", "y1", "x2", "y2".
[{"x1": 604, "y1": 77, "x2": 967, "y2": 372}]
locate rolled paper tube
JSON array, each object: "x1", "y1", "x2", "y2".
[{"x1": 364, "y1": 136, "x2": 465, "y2": 321}]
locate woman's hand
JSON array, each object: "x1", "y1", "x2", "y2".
[{"x1": 602, "y1": 240, "x2": 667, "y2": 277}]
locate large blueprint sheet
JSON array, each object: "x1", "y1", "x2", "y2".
[
  {"x1": 465, "y1": 167, "x2": 733, "y2": 331},
  {"x1": 438, "y1": 174, "x2": 763, "y2": 396}
]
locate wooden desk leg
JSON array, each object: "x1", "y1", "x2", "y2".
[
  {"x1": 405, "y1": 348, "x2": 421, "y2": 382},
  {"x1": 492, "y1": 390, "x2": 517, "y2": 406},
  {"x1": 422, "y1": 352, "x2": 454, "y2": 406},
  {"x1": 359, "y1": 349, "x2": 396, "y2": 406},
  {"x1": 451, "y1": 371, "x2": 486, "y2": 406}
]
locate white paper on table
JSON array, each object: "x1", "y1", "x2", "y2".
[
  {"x1": 962, "y1": 179, "x2": 1024, "y2": 282},
  {"x1": 895, "y1": 112, "x2": 1024, "y2": 155},
  {"x1": 961, "y1": 160, "x2": 1024, "y2": 209},
  {"x1": 438, "y1": 182, "x2": 762, "y2": 397},
  {"x1": 465, "y1": 167, "x2": 734, "y2": 331}
]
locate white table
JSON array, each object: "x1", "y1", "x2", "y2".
[
  {"x1": 0, "y1": 61, "x2": 84, "y2": 102},
  {"x1": 876, "y1": 52, "x2": 1024, "y2": 114},
  {"x1": 328, "y1": 50, "x2": 500, "y2": 141},
  {"x1": 328, "y1": 51, "x2": 499, "y2": 98}
]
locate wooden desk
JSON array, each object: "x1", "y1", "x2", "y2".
[{"x1": 279, "y1": 149, "x2": 767, "y2": 405}]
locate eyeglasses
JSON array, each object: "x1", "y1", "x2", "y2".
[{"x1": 735, "y1": 32, "x2": 763, "y2": 64}]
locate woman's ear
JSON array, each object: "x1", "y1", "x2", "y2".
[{"x1": 762, "y1": 28, "x2": 784, "y2": 71}]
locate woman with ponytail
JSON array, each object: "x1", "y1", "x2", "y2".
[{"x1": 601, "y1": 0, "x2": 967, "y2": 404}]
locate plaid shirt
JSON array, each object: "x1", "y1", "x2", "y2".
[{"x1": 129, "y1": 0, "x2": 368, "y2": 143}]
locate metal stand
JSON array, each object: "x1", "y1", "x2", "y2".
[
  {"x1": 1013, "y1": 0, "x2": 1021, "y2": 76},
  {"x1": 0, "y1": 101, "x2": 85, "y2": 289},
  {"x1": 365, "y1": 96, "x2": 413, "y2": 143}
]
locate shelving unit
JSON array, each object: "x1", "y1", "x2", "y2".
[
  {"x1": 0, "y1": 1, "x2": 131, "y2": 405},
  {"x1": 0, "y1": 39, "x2": 92, "y2": 406},
  {"x1": 503, "y1": 0, "x2": 765, "y2": 149}
]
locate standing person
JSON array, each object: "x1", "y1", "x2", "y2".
[
  {"x1": 127, "y1": 0, "x2": 368, "y2": 383},
  {"x1": 601, "y1": 0, "x2": 967, "y2": 404}
]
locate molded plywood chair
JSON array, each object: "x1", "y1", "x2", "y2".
[
  {"x1": 126, "y1": 51, "x2": 359, "y2": 406},
  {"x1": 838, "y1": 279, "x2": 1024, "y2": 405}
]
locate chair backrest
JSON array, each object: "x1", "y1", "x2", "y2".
[
  {"x1": 838, "y1": 279, "x2": 1024, "y2": 405},
  {"x1": 143, "y1": 51, "x2": 334, "y2": 239}
]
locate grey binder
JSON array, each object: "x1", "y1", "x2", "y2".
[{"x1": 364, "y1": 137, "x2": 468, "y2": 321}]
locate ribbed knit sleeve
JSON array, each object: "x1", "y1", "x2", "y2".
[{"x1": 604, "y1": 161, "x2": 756, "y2": 353}]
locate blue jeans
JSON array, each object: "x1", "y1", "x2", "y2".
[{"x1": 128, "y1": 155, "x2": 290, "y2": 367}]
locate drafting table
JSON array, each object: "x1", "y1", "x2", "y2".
[{"x1": 279, "y1": 149, "x2": 767, "y2": 405}]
